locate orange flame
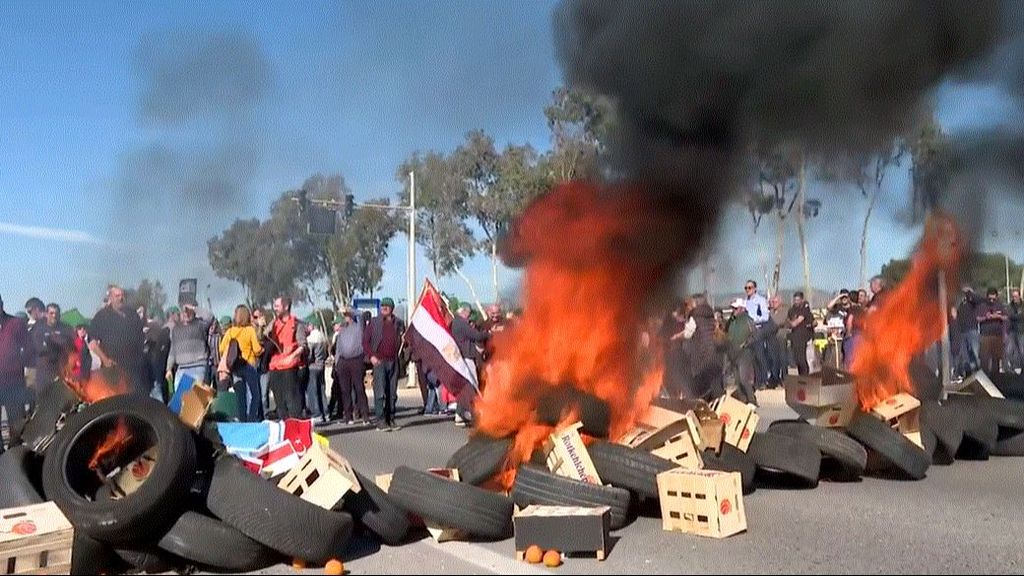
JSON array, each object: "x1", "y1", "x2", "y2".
[
  {"x1": 71, "y1": 366, "x2": 131, "y2": 404},
  {"x1": 850, "y1": 213, "x2": 963, "y2": 410},
  {"x1": 88, "y1": 417, "x2": 133, "y2": 472},
  {"x1": 476, "y1": 182, "x2": 689, "y2": 487}
]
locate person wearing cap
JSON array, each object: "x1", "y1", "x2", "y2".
[
  {"x1": 0, "y1": 294, "x2": 32, "y2": 454},
  {"x1": 726, "y1": 298, "x2": 758, "y2": 406},
  {"x1": 363, "y1": 298, "x2": 405, "y2": 431}
]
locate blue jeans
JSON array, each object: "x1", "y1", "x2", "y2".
[
  {"x1": 174, "y1": 366, "x2": 208, "y2": 392},
  {"x1": 305, "y1": 368, "x2": 326, "y2": 420},
  {"x1": 372, "y1": 360, "x2": 399, "y2": 424},
  {"x1": 233, "y1": 363, "x2": 263, "y2": 423}
]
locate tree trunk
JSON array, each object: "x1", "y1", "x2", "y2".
[
  {"x1": 491, "y1": 239, "x2": 499, "y2": 304},
  {"x1": 455, "y1": 266, "x2": 487, "y2": 316},
  {"x1": 772, "y1": 210, "x2": 785, "y2": 296},
  {"x1": 797, "y1": 155, "x2": 813, "y2": 306},
  {"x1": 860, "y1": 185, "x2": 880, "y2": 291}
]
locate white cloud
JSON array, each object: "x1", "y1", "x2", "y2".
[{"x1": 0, "y1": 221, "x2": 108, "y2": 246}]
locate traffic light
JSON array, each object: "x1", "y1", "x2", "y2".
[{"x1": 344, "y1": 194, "x2": 355, "y2": 217}]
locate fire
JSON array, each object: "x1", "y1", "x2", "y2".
[
  {"x1": 88, "y1": 417, "x2": 133, "y2": 472},
  {"x1": 476, "y1": 182, "x2": 690, "y2": 487},
  {"x1": 70, "y1": 366, "x2": 131, "y2": 404},
  {"x1": 850, "y1": 213, "x2": 964, "y2": 410}
]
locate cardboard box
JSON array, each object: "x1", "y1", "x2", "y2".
[
  {"x1": 649, "y1": 428, "x2": 704, "y2": 470},
  {"x1": 793, "y1": 402, "x2": 858, "y2": 428},
  {"x1": 514, "y1": 505, "x2": 610, "y2": 561},
  {"x1": 278, "y1": 443, "x2": 361, "y2": 511},
  {"x1": 0, "y1": 502, "x2": 74, "y2": 575},
  {"x1": 544, "y1": 423, "x2": 602, "y2": 485},
  {"x1": 871, "y1": 393, "x2": 922, "y2": 448},
  {"x1": 784, "y1": 371, "x2": 856, "y2": 408},
  {"x1": 178, "y1": 382, "x2": 215, "y2": 431},
  {"x1": 656, "y1": 469, "x2": 746, "y2": 539},
  {"x1": 711, "y1": 394, "x2": 759, "y2": 452}
]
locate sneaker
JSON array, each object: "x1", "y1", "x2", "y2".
[
  {"x1": 454, "y1": 414, "x2": 466, "y2": 428},
  {"x1": 389, "y1": 423, "x2": 403, "y2": 431},
  {"x1": 376, "y1": 423, "x2": 390, "y2": 432},
  {"x1": 346, "y1": 420, "x2": 355, "y2": 425}
]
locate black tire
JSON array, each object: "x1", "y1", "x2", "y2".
[
  {"x1": 206, "y1": 456, "x2": 353, "y2": 564},
  {"x1": 445, "y1": 436, "x2": 513, "y2": 486},
  {"x1": 388, "y1": 466, "x2": 514, "y2": 540},
  {"x1": 511, "y1": 464, "x2": 631, "y2": 530},
  {"x1": 112, "y1": 546, "x2": 179, "y2": 574},
  {"x1": 71, "y1": 533, "x2": 119, "y2": 576},
  {"x1": 988, "y1": 372, "x2": 1024, "y2": 400},
  {"x1": 747, "y1": 432, "x2": 821, "y2": 487},
  {"x1": 587, "y1": 441, "x2": 676, "y2": 499},
  {"x1": 157, "y1": 511, "x2": 279, "y2": 572},
  {"x1": 703, "y1": 444, "x2": 756, "y2": 495},
  {"x1": 921, "y1": 403, "x2": 962, "y2": 463},
  {"x1": 340, "y1": 470, "x2": 410, "y2": 545},
  {"x1": 17, "y1": 381, "x2": 80, "y2": 454},
  {"x1": 846, "y1": 413, "x2": 929, "y2": 480},
  {"x1": 944, "y1": 395, "x2": 1024, "y2": 431},
  {"x1": 0, "y1": 446, "x2": 44, "y2": 508},
  {"x1": 768, "y1": 421, "x2": 867, "y2": 481},
  {"x1": 993, "y1": 430, "x2": 1024, "y2": 456},
  {"x1": 41, "y1": 396, "x2": 196, "y2": 544},
  {"x1": 536, "y1": 388, "x2": 610, "y2": 438}
]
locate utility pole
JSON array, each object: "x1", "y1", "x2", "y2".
[{"x1": 407, "y1": 171, "x2": 416, "y2": 326}]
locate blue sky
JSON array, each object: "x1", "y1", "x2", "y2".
[{"x1": 0, "y1": 1, "x2": 1020, "y2": 316}]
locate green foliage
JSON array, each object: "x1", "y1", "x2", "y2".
[{"x1": 880, "y1": 252, "x2": 1023, "y2": 297}]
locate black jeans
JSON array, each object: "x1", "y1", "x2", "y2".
[
  {"x1": 791, "y1": 337, "x2": 810, "y2": 376},
  {"x1": 372, "y1": 359, "x2": 399, "y2": 424},
  {"x1": 333, "y1": 357, "x2": 370, "y2": 421},
  {"x1": 269, "y1": 368, "x2": 303, "y2": 419}
]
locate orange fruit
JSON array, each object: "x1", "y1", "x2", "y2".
[
  {"x1": 292, "y1": 558, "x2": 307, "y2": 570},
  {"x1": 524, "y1": 545, "x2": 544, "y2": 563},
  {"x1": 543, "y1": 550, "x2": 562, "y2": 567},
  {"x1": 325, "y1": 558, "x2": 345, "y2": 575}
]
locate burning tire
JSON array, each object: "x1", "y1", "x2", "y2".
[
  {"x1": 206, "y1": 456, "x2": 353, "y2": 564},
  {"x1": 703, "y1": 444, "x2": 756, "y2": 495},
  {"x1": 747, "y1": 432, "x2": 822, "y2": 487},
  {"x1": 767, "y1": 421, "x2": 867, "y2": 481},
  {"x1": 18, "y1": 381, "x2": 80, "y2": 454},
  {"x1": 846, "y1": 413, "x2": 929, "y2": 480},
  {"x1": 511, "y1": 464, "x2": 631, "y2": 530},
  {"x1": 587, "y1": 441, "x2": 676, "y2": 500},
  {"x1": 0, "y1": 445, "x2": 44, "y2": 508},
  {"x1": 388, "y1": 466, "x2": 514, "y2": 540},
  {"x1": 340, "y1": 470, "x2": 410, "y2": 545},
  {"x1": 536, "y1": 388, "x2": 611, "y2": 438},
  {"x1": 41, "y1": 396, "x2": 197, "y2": 544},
  {"x1": 157, "y1": 511, "x2": 280, "y2": 572},
  {"x1": 445, "y1": 436, "x2": 513, "y2": 486}
]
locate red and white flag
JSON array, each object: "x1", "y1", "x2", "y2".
[{"x1": 404, "y1": 280, "x2": 479, "y2": 396}]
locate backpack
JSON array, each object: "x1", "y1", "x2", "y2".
[{"x1": 224, "y1": 338, "x2": 245, "y2": 373}]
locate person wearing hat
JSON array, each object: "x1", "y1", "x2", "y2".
[
  {"x1": 363, "y1": 297, "x2": 405, "y2": 431},
  {"x1": 726, "y1": 298, "x2": 758, "y2": 406},
  {"x1": 0, "y1": 294, "x2": 32, "y2": 454}
]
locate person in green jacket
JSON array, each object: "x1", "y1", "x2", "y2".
[{"x1": 726, "y1": 298, "x2": 758, "y2": 406}]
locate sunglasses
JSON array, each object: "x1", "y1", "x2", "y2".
[{"x1": 744, "y1": 285, "x2": 755, "y2": 290}]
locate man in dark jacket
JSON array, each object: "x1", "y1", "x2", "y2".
[
  {"x1": 689, "y1": 294, "x2": 723, "y2": 401},
  {"x1": 977, "y1": 287, "x2": 1007, "y2": 375},
  {"x1": 32, "y1": 303, "x2": 73, "y2": 392},
  {"x1": 0, "y1": 295, "x2": 33, "y2": 453},
  {"x1": 363, "y1": 298, "x2": 405, "y2": 431},
  {"x1": 452, "y1": 304, "x2": 488, "y2": 379},
  {"x1": 89, "y1": 285, "x2": 147, "y2": 394},
  {"x1": 787, "y1": 292, "x2": 815, "y2": 375},
  {"x1": 1007, "y1": 289, "x2": 1024, "y2": 372}
]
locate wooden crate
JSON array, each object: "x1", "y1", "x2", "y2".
[
  {"x1": 711, "y1": 394, "x2": 759, "y2": 452},
  {"x1": 656, "y1": 469, "x2": 746, "y2": 539},
  {"x1": 0, "y1": 502, "x2": 73, "y2": 575},
  {"x1": 278, "y1": 442, "x2": 361, "y2": 510},
  {"x1": 514, "y1": 505, "x2": 609, "y2": 561},
  {"x1": 544, "y1": 423, "x2": 602, "y2": 485},
  {"x1": 650, "y1": 428, "x2": 704, "y2": 470},
  {"x1": 871, "y1": 393, "x2": 922, "y2": 448}
]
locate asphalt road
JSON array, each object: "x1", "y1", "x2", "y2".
[{"x1": 249, "y1": 386, "x2": 1024, "y2": 575}]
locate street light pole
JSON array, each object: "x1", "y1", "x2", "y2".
[{"x1": 407, "y1": 171, "x2": 416, "y2": 325}]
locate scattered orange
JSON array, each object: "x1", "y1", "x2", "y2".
[
  {"x1": 524, "y1": 545, "x2": 544, "y2": 563},
  {"x1": 325, "y1": 558, "x2": 345, "y2": 575},
  {"x1": 543, "y1": 550, "x2": 562, "y2": 567},
  {"x1": 292, "y1": 558, "x2": 307, "y2": 570}
]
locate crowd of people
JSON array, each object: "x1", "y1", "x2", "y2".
[{"x1": 0, "y1": 285, "x2": 515, "y2": 453}]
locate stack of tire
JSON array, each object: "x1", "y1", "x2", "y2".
[{"x1": 0, "y1": 391, "x2": 356, "y2": 574}]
